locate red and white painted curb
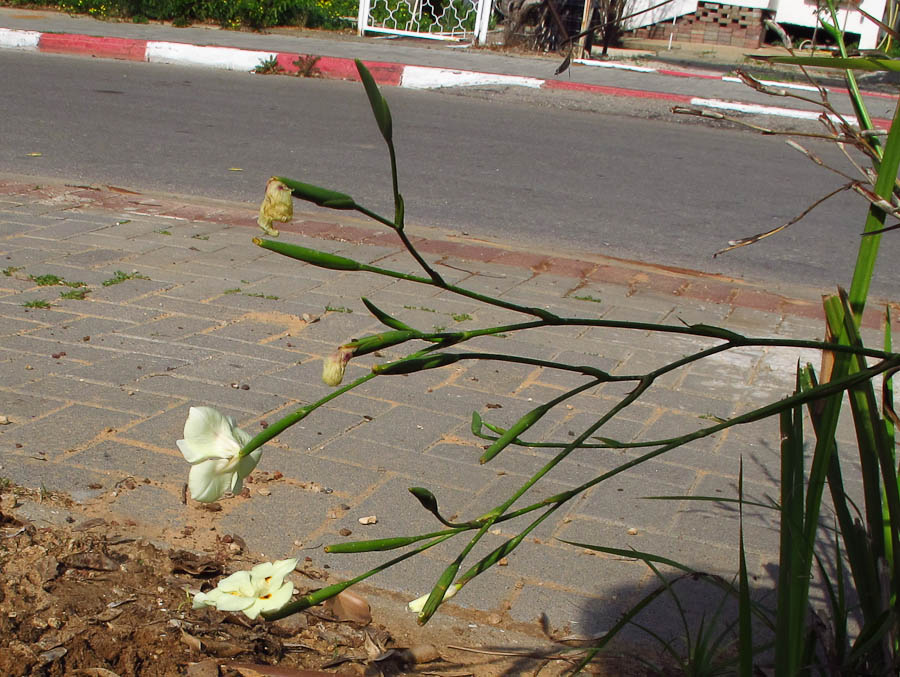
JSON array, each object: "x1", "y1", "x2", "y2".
[{"x1": 1, "y1": 27, "x2": 891, "y2": 128}]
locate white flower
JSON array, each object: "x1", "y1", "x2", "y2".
[
  {"x1": 407, "y1": 583, "x2": 461, "y2": 613},
  {"x1": 193, "y1": 558, "x2": 297, "y2": 619},
  {"x1": 176, "y1": 406, "x2": 261, "y2": 503}
]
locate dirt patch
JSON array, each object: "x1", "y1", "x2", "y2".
[{"x1": 0, "y1": 484, "x2": 651, "y2": 676}]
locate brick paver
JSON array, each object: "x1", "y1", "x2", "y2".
[{"x1": 1, "y1": 178, "x2": 896, "y2": 640}]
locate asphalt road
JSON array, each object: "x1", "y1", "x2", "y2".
[{"x1": 2, "y1": 49, "x2": 898, "y2": 300}]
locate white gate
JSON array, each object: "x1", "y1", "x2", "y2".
[{"x1": 357, "y1": 0, "x2": 492, "y2": 43}]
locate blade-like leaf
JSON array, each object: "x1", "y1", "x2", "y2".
[
  {"x1": 355, "y1": 59, "x2": 392, "y2": 144},
  {"x1": 253, "y1": 238, "x2": 361, "y2": 271},
  {"x1": 275, "y1": 176, "x2": 357, "y2": 209}
]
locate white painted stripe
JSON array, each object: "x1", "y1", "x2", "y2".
[
  {"x1": 401, "y1": 65, "x2": 543, "y2": 89},
  {"x1": 721, "y1": 76, "x2": 820, "y2": 93},
  {"x1": 146, "y1": 41, "x2": 275, "y2": 71},
  {"x1": 574, "y1": 58, "x2": 656, "y2": 73},
  {"x1": 690, "y1": 97, "x2": 859, "y2": 126},
  {"x1": 0, "y1": 28, "x2": 41, "y2": 50}
]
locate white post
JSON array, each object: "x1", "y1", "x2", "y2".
[
  {"x1": 474, "y1": 0, "x2": 492, "y2": 43},
  {"x1": 357, "y1": 0, "x2": 372, "y2": 36}
]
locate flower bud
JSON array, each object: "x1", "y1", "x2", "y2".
[
  {"x1": 322, "y1": 345, "x2": 355, "y2": 387},
  {"x1": 258, "y1": 177, "x2": 293, "y2": 236}
]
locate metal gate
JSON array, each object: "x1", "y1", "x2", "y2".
[{"x1": 357, "y1": 0, "x2": 492, "y2": 43}]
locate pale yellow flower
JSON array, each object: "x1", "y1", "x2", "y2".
[{"x1": 258, "y1": 177, "x2": 293, "y2": 236}]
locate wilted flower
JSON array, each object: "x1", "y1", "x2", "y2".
[
  {"x1": 407, "y1": 583, "x2": 461, "y2": 613},
  {"x1": 177, "y1": 406, "x2": 261, "y2": 503},
  {"x1": 258, "y1": 177, "x2": 293, "y2": 236},
  {"x1": 322, "y1": 344, "x2": 355, "y2": 387},
  {"x1": 193, "y1": 558, "x2": 298, "y2": 619}
]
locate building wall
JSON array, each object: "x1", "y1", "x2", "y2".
[
  {"x1": 626, "y1": 0, "x2": 771, "y2": 47},
  {"x1": 623, "y1": 0, "x2": 885, "y2": 50}
]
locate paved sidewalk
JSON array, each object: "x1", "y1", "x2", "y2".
[
  {"x1": 1, "y1": 7, "x2": 897, "y2": 126},
  {"x1": 0, "y1": 177, "x2": 893, "y2": 643}
]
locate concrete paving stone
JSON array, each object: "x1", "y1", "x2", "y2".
[
  {"x1": 187, "y1": 245, "x2": 276, "y2": 270},
  {"x1": 235, "y1": 274, "x2": 328, "y2": 300},
  {"x1": 116, "y1": 315, "x2": 224, "y2": 341},
  {"x1": 22, "y1": 316, "x2": 138, "y2": 342},
  {"x1": 633, "y1": 330, "x2": 722, "y2": 360},
  {"x1": 24, "y1": 374, "x2": 177, "y2": 416},
  {"x1": 52, "y1": 246, "x2": 131, "y2": 268},
  {"x1": 181, "y1": 332, "x2": 310, "y2": 363},
  {"x1": 638, "y1": 411, "x2": 725, "y2": 453},
  {"x1": 244, "y1": 251, "x2": 348, "y2": 282},
  {"x1": 572, "y1": 472, "x2": 689, "y2": 532},
  {"x1": 550, "y1": 408, "x2": 650, "y2": 447},
  {"x1": 0, "y1": 351, "x2": 61, "y2": 388},
  {"x1": 308, "y1": 269, "x2": 399, "y2": 301},
  {"x1": 721, "y1": 306, "x2": 784, "y2": 333},
  {"x1": 29, "y1": 217, "x2": 113, "y2": 240},
  {"x1": 504, "y1": 274, "x2": 579, "y2": 298},
  {"x1": 0, "y1": 288, "x2": 65, "y2": 309},
  {"x1": 0, "y1": 313, "x2": 49, "y2": 335},
  {"x1": 127, "y1": 294, "x2": 245, "y2": 321},
  {"x1": 169, "y1": 352, "x2": 285, "y2": 383},
  {"x1": 653, "y1": 442, "x2": 753, "y2": 479},
  {"x1": 453, "y1": 362, "x2": 536, "y2": 398},
  {"x1": 107, "y1": 217, "x2": 194, "y2": 238},
  {"x1": 64, "y1": 300, "x2": 161, "y2": 324},
  {"x1": 0, "y1": 332, "x2": 128, "y2": 364},
  {"x1": 556, "y1": 515, "x2": 742, "y2": 577},
  {"x1": 7, "y1": 236, "x2": 87, "y2": 256},
  {"x1": 108, "y1": 483, "x2": 187, "y2": 532},
  {"x1": 250, "y1": 359, "x2": 344, "y2": 404},
  {"x1": 64, "y1": 352, "x2": 191, "y2": 386},
  {"x1": 86, "y1": 277, "x2": 176, "y2": 303},
  {"x1": 268, "y1": 406, "x2": 373, "y2": 453},
  {"x1": 534, "y1": 353, "x2": 619, "y2": 391},
  {"x1": 134, "y1": 374, "x2": 285, "y2": 418},
  {"x1": 507, "y1": 573, "x2": 642, "y2": 637},
  {"x1": 673, "y1": 473, "x2": 780, "y2": 558},
  {"x1": 0, "y1": 451, "x2": 108, "y2": 503},
  {"x1": 0, "y1": 273, "x2": 37, "y2": 293},
  {"x1": 318, "y1": 434, "x2": 491, "y2": 495},
  {"x1": 351, "y1": 367, "x2": 465, "y2": 409},
  {"x1": 70, "y1": 438, "x2": 186, "y2": 483},
  {"x1": 641, "y1": 385, "x2": 739, "y2": 420},
  {"x1": 457, "y1": 473, "x2": 575, "y2": 536},
  {"x1": 218, "y1": 482, "x2": 341, "y2": 559},
  {"x1": 348, "y1": 403, "x2": 468, "y2": 453},
  {"x1": 0, "y1": 221, "x2": 35, "y2": 237},
  {"x1": 0, "y1": 403, "x2": 137, "y2": 459},
  {"x1": 64, "y1": 231, "x2": 163, "y2": 254},
  {"x1": 122, "y1": 245, "x2": 210, "y2": 270},
  {"x1": 0, "y1": 388, "x2": 67, "y2": 422},
  {"x1": 259, "y1": 447, "x2": 379, "y2": 499},
  {"x1": 368, "y1": 252, "x2": 469, "y2": 284},
  {"x1": 325, "y1": 474, "x2": 472, "y2": 545}
]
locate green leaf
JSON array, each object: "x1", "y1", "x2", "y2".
[
  {"x1": 373, "y1": 353, "x2": 460, "y2": 375},
  {"x1": 362, "y1": 297, "x2": 415, "y2": 331},
  {"x1": 355, "y1": 59, "x2": 392, "y2": 144},
  {"x1": 253, "y1": 238, "x2": 361, "y2": 271},
  {"x1": 275, "y1": 176, "x2": 357, "y2": 209},
  {"x1": 324, "y1": 534, "x2": 434, "y2": 553}
]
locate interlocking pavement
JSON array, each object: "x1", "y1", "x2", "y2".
[{"x1": 0, "y1": 176, "x2": 894, "y2": 642}]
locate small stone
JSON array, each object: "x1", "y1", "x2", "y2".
[
  {"x1": 339, "y1": 528, "x2": 352, "y2": 537},
  {"x1": 357, "y1": 515, "x2": 377, "y2": 525},
  {"x1": 240, "y1": 384, "x2": 249, "y2": 390},
  {"x1": 627, "y1": 528, "x2": 639, "y2": 536},
  {"x1": 0, "y1": 415, "x2": 9, "y2": 425},
  {"x1": 257, "y1": 488, "x2": 271, "y2": 496}
]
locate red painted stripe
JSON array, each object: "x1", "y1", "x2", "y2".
[
  {"x1": 39, "y1": 33, "x2": 148, "y2": 61},
  {"x1": 658, "y1": 68, "x2": 722, "y2": 80},
  {"x1": 542, "y1": 79, "x2": 694, "y2": 103},
  {"x1": 315, "y1": 56, "x2": 403, "y2": 86}
]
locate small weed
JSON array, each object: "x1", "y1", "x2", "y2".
[
  {"x1": 223, "y1": 288, "x2": 242, "y2": 295},
  {"x1": 102, "y1": 270, "x2": 149, "y2": 286},
  {"x1": 245, "y1": 292, "x2": 280, "y2": 300},
  {"x1": 29, "y1": 273, "x2": 64, "y2": 286},
  {"x1": 432, "y1": 325, "x2": 447, "y2": 333},
  {"x1": 240, "y1": 280, "x2": 250, "y2": 284},
  {"x1": 192, "y1": 234, "x2": 210, "y2": 241},
  {"x1": 40, "y1": 484, "x2": 49, "y2": 500},
  {"x1": 255, "y1": 56, "x2": 283, "y2": 74},
  {"x1": 60, "y1": 288, "x2": 89, "y2": 300},
  {"x1": 0, "y1": 477, "x2": 12, "y2": 490},
  {"x1": 23, "y1": 299, "x2": 51, "y2": 309},
  {"x1": 2, "y1": 266, "x2": 23, "y2": 277},
  {"x1": 572, "y1": 294, "x2": 602, "y2": 303},
  {"x1": 293, "y1": 54, "x2": 321, "y2": 77},
  {"x1": 116, "y1": 219, "x2": 131, "y2": 225},
  {"x1": 156, "y1": 229, "x2": 172, "y2": 235},
  {"x1": 325, "y1": 304, "x2": 352, "y2": 313},
  {"x1": 404, "y1": 305, "x2": 436, "y2": 312},
  {"x1": 452, "y1": 313, "x2": 472, "y2": 322}
]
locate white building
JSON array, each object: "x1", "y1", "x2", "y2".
[{"x1": 624, "y1": 0, "x2": 885, "y2": 49}]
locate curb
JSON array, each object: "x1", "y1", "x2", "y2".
[
  {"x1": 1, "y1": 177, "x2": 893, "y2": 329},
  {"x1": 1, "y1": 27, "x2": 892, "y2": 128}
]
